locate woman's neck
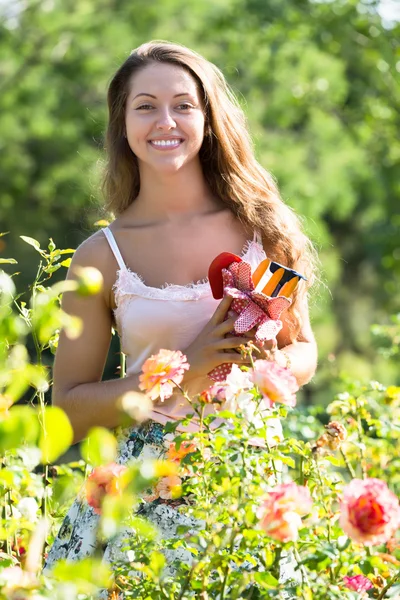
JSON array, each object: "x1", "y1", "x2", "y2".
[{"x1": 127, "y1": 161, "x2": 221, "y2": 222}]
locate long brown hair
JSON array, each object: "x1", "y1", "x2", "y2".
[{"x1": 102, "y1": 40, "x2": 318, "y2": 337}]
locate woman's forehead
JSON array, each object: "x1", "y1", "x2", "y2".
[{"x1": 128, "y1": 62, "x2": 200, "y2": 98}]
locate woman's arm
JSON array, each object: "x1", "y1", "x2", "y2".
[
  {"x1": 52, "y1": 234, "x2": 143, "y2": 444},
  {"x1": 275, "y1": 294, "x2": 318, "y2": 387}
]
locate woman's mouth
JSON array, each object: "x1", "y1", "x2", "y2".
[{"x1": 148, "y1": 138, "x2": 184, "y2": 150}]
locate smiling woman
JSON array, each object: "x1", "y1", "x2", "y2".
[
  {"x1": 125, "y1": 62, "x2": 205, "y2": 173},
  {"x1": 44, "y1": 40, "x2": 318, "y2": 595}
]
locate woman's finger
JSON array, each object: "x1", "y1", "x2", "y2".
[
  {"x1": 214, "y1": 316, "x2": 237, "y2": 336},
  {"x1": 218, "y1": 353, "x2": 251, "y2": 364},
  {"x1": 211, "y1": 295, "x2": 233, "y2": 325},
  {"x1": 214, "y1": 336, "x2": 253, "y2": 350}
]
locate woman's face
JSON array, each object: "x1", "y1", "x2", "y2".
[{"x1": 125, "y1": 62, "x2": 206, "y2": 175}]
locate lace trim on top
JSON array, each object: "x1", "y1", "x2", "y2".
[{"x1": 112, "y1": 238, "x2": 266, "y2": 303}]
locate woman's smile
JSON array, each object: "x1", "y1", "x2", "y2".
[{"x1": 148, "y1": 137, "x2": 185, "y2": 150}]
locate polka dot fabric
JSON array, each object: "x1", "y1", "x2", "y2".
[{"x1": 208, "y1": 260, "x2": 292, "y2": 382}]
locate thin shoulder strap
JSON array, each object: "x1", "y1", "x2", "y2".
[
  {"x1": 102, "y1": 227, "x2": 127, "y2": 271},
  {"x1": 253, "y1": 230, "x2": 263, "y2": 246}
]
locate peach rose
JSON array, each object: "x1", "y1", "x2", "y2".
[
  {"x1": 155, "y1": 475, "x2": 182, "y2": 500},
  {"x1": 139, "y1": 349, "x2": 189, "y2": 402},
  {"x1": 85, "y1": 463, "x2": 127, "y2": 514},
  {"x1": 250, "y1": 360, "x2": 298, "y2": 408},
  {"x1": 167, "y1": 441, "x2": 196, "y2": 464},
  {"x1": 340, "y1": 478, "x2": 400, "y2": 545},
  {"x1": 256, "y1": 482, "x2": 312, "y2": 542}
]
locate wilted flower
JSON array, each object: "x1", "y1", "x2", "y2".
[
  {"x1": 199, "y1": 383, "x2": 227, "y2": 404},
  {"x1": 250, "y1": 360, "x2": 298, "y2": 408},
  {"x1": 313, "y1": 421, "x2": 347, "y2": 453},
  {"x1": 85, "y1": 463, "x2": 127, "y2": 514},
  {"x1": 256, "y1": 482, "x2": 312, "y2": 542},
  {"x1": 343, "y1": 574, "x2": 373, "y2": 592},
  {"x1": 139, "y1": 349, "x2": 189, "y2": 402},
  {"x1": 340, "y1": 478, "x2": 400, "y2": 545}
]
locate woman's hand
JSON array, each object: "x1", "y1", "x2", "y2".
[{"x1": 183, "y1": 296, "x2": 253, "y2": 382}]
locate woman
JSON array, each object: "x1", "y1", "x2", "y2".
[{"x1": 45, "y1": 40, "x2": 318, "y2": 586}]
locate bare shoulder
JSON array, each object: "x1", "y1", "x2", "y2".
[{"x1": 68, "y1": 229, "x2": 118, "y2": 309}]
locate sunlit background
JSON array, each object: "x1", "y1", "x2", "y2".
[{"x1": 1, "y1": 0, "x2": 399, "y2": 409}]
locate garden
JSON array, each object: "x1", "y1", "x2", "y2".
[{"x1": 1, "y1": 0, "x2": 399, "y2": 597}]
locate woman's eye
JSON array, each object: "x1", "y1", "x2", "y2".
[
  {"x1": 136, "y1": 104, "x2": 154, "y2": 110},
  {"x1": 177, "y1": 103, "x2": 194, "y2": 110}
]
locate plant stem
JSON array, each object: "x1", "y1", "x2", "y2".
[
  {"x1": 355, "y1": 399, "x2": 368, "y2": 479},
  {"x1": 293, "y1": 544, "x2": 310, "y2": 599},
  {"x1": 120, "y1": 350, "x2": 126, "y2": 378},
  {"x1": 340, "y1": 448, "x2": 356, "y2": 479},
  {"x1": 220, "y1": 528, "x2": 238, "y2": 599},
  {"x1": 376, "y1": 571, "x2": 400, "y2": 600}
]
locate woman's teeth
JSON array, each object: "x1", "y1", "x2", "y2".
[{"x1": 150, "y1": 139, "x2": 181, "y2": 147}]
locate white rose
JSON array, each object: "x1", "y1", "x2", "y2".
[{"x1": 17, "y1": 497, "x2": 39, "y2": 522}]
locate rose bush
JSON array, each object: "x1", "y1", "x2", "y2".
[{"x1": 0, "y1": 238, "x2": 399, "y2": 599}]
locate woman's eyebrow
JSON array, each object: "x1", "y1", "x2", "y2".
[{"x1": 132, "y1": 92, "x2": 194, "y2": 100}]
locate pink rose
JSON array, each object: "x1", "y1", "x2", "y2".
[
  {"x1": 85, "y1": 463, "x2": 127, "y2": 514},
  {"x1": 340, "y1": 478, "x2": 400, "y2": 545},
  {"x1": 256, "y1": 482, "x2": 312, "y2": 542},
  {"x1": 250, "y1": 360, "x2": 298, "y2": 408},
  {"x1": 343, "y1": 575, "x2": 373, "y2": 592}
]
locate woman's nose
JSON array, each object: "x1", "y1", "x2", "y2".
[{"x1": 156, "y1": 108, "x2": 177, "y2": 130}]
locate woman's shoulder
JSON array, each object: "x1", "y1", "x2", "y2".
[
  {"x1": 69, "y1": 230, "x2": 118, "y2": 306},
  {"x1": 71, "y1": 229, "x2": 112, "y2": 268}
]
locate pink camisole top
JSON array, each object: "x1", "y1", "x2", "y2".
[{"x1": 102, "y1": 227, "x2": 282, "y2": 447}]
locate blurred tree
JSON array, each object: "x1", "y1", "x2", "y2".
[{"x1": 0, "y1": 0, "x2": 398, "y2": 403}]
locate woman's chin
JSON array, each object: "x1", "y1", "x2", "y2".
[{"x1": 139, "y1": 156, "x2": 196, "y2": 176}]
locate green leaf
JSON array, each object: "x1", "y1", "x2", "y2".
[
  {"x1": 253, "y1": 571, "x2": 279, "y2": 588},
  {"x1": 149, "y1": 551, "x2": 166, "y2": 577},
  {"x1": 0, "y1": 258, "x2": 18, "y2": 264},
  {"x1": 81, "y1": 426, "x2": 117, "y2": 466},
  {"x1": 39, "y1": 406, "x2": 73, "y2": 463},
  {"x1": 60, "y1": 258, "x2": 72, "y2": 268},
  {"x1": 324, "y1": 455, "x2": 344, "y2": 467},
  {"x1": 44, "y1": 263, "x2": 61, "y2": 274},
  {"x1": 20, "y1": 236, "x2": 41, "y2": 251},
  {"x1": 0, "y1": 406, "x2": 40, "y2": 452},
  {"x1": 51, "y1": 558, "x2": 112, "y2": 593}
]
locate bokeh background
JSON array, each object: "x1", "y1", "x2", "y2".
[{"x1": 1, "y1": 0, "x2": 399, "y2": 409}]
